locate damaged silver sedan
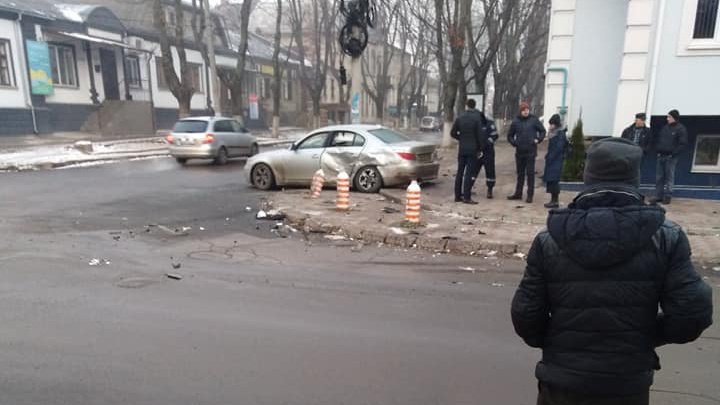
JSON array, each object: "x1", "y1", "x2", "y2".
[{"x1": 246, "y1": 125, "x2": 440, "y2": 193}]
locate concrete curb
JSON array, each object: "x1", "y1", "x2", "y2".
[
  {"x1": 281, "y1": 207, "x2": 522, "y2": 258},
  {"x1": 0, "y1": 150, "x2": 170, "y2": 172}
]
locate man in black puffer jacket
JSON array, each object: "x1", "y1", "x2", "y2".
[
  {"x1": 507, "y1": 102, "x2": 546, "y2": 203},
  {"x1": 512, "y1": 138, "x2": 713, "y2": 405}
]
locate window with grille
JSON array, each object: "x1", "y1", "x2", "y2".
[
  {"x1": 0, "y1": 39, "x2": 15, "y2": 87},
  {"x1": 49, "y1": 44, "x2": 77, "y2": 87},
  {"x1": 694, "y1": 0, "x2": 720, "y2": 39},
  {"x1": 693, "y1": 135, "x2": 720, "y2": 172},
  {"x1": 125, "y1": 55, "x2": 141, "y2": 88},
  {"x1": 188, "y1": 62, "x2": 203, "y2": 93}
]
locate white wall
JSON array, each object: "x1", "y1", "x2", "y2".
[
  {"x1": 0, "y1": 18, "x2": 29, "y2": 109},
  {"x1": 651, "y1": 0, "x2": 720, "y2": 116},
  {"x1": 568, "y1": 0, "x2": 627, "y2": 136}
]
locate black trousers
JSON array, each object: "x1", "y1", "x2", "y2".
[
  {"x1": 455, "y1": 154, "x2": 477, "y2": 201},
  {"x1": 514, "y1": 153, "x2": 536, "y2": 197},
  {"x1": 473, "y1": 146, "x2": 496, "y2": 188},
  {"x1": 537, "y1": 383, "x2": 649, "y2": 405}
]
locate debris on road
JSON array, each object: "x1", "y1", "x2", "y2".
[
  {"x1": 166, "y1": 273, "x2": 183, "y2": 280},
  {"x1": 451, "y1": 281, "x2": 463, "y2": 285},
  {"x1": 324, "y1": 234, "x2": 347, "y2": 241},
  {"x1": 491, "y1": 282, "x2": 505, "y2": 287},
  {"x1": 513, "y1": 252, "x2": 527, "y2": 260},
  {"x1": 458, "y1": 266, "x2": 476, "y2": 273},
  {"x1": 383, "y1": 206, "x2": 400, "y2": 214},
  {"x1": 390, "y1": 227, "x2": 407, "y2": 235},
  {"x1": 245, "y1": 206, "x2": 253, "y2": 212},
  {"x1": 713, "y1": 267, "x2": 720, "y2": 272},
  {"x1": 256, "y1": 209, "x2": 286, "y2": 220},
  {"x1": 88, "y1": 258, "x2": 111, "y2": 266},
  {"x1": 199, "y1": 227, "x2": 205, "y2": 231}
]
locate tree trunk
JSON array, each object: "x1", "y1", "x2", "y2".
[
  {"x1": 312, "y1": 96, "x2": 321, "y2": 129},
  {"x1": 178, "y1": 96, "x2": 192, "y2": 118}
]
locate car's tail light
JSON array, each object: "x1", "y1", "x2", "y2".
[
  {"x1": 165, "y1": 134, "x2": 174, "y2": 144},
  {"x1": 202, "y1": 133, "x2": 215, "y2": 144},
  {"x1": 397, "y1": 152, "x2": 416, "y2": 160}
]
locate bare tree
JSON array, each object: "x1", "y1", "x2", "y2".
[
  {"x1": 218, "y1": 0, "x2": 253, "y2": 122},
  {"x1": 492, "y1": 0, "x2": 549, "y2": 121},
  {"x1": 288, "y1": 0, "x2": 339, "y2": 128},
  {"x1": 190, "y1": 0, "x2": 213, "y2": 113},
  {"x1": 271, "y1": 0, "x2": 283, "y2": 137},
  {"x1": 153, "y1": 0, "x2": 196, "y2": 117},
  {"x1": 430, "y1": 0, "x2": 473, "y2": 147},
  {"x1": 360, "y1": 1, "x2": 402, "y2": 124}
]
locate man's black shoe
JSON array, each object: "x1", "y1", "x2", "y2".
[
  {"x1": 526, "y1": 196, "x2": 534, "y2": 204},
  {"x1": 507, "y1": 194, "x2": 522, "y2": 201},
  {"x1": 463, "y1": 199, "x2": 479, "y2": 205},
  {"x1": 455, "y1": 197, "x2": 463, "y2": 203}
]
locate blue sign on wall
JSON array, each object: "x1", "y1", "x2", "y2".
[{"x1": 26, "y1": 40, "x2": 53, "y2": 95}]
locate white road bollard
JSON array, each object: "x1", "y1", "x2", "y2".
[
  {"x1": 405, "y1": 180, "x2": 421, "y2": 224},
  {"x1": 310, "y1": 169, "x2": 325, "y2": 199},
  {"x1": 336, "y1": 171, "x2": 350, "y2": 211}
]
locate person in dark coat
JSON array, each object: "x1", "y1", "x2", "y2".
[
  {"x1": 470, "y1": 109, "x2": 499, "y2": 199},
  {"x1": 512, "y1": 137, "x2": 713, "y2": 405},
  {"x1": 650, "y1": 109, "x2": 688, "y2": 205},
  {"x1": 541, "y1": 114, "x2": 567, "y2": 209},
  {"x1": 507, "y1": 102, "x2": 546, "y2": 203},
  {"x1": 450, "y1": 98, "x2": 484, "y2": 204},
  {"x1": 621, "y1": 112, "x2": 651, "y2": 151}
]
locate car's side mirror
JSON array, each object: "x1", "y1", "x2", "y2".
[{"x1": 290, "y1": 143, "x2": 299, "y2": 151}]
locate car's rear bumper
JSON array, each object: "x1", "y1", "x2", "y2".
[
  {"x1": 169, "y1": 145, "x2": 218, "y2": 158},
  {"x1": 381, "y1": 162, "x2": 440, "y2": 186}
]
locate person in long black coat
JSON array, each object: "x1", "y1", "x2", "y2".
[{"x1": 542, "y1": 114, "x2": 567, "y2": 208}]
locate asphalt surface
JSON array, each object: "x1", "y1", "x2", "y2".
[{"x1": 0, "y1": 154, "x2": 718, "y2": 405}]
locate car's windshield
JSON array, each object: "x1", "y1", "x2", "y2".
[
  {"x1": 173, "y1": 120, "x2": 208, "y2": 133},
  {"x1": 369, "y1": 128, "x2": 410, "y2": 144},
  {"x1": 422, "y1": 117, "x2": 434, "y2": 124}
]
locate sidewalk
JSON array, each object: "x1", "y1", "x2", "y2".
[
  {"x1": 0, "y1": 128, "x2": 305, "y2": 171},
  {"x1": 270, "y1": 141, "x2": 720, "y2": 265}
]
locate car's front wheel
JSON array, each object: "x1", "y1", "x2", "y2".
[
  {"x1": 176, "y1": 157, "x2": 188, "y2": 165},
  {"x1": 354, "y1": 166, "x2": 383, "y2": 193},
  {"x1": 251, "y1": 163, "x2": 275, "y2": 190}
]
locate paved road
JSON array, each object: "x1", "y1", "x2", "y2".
[{"x1": 0, "y1": 156, "x2": 717, "y2": 404}]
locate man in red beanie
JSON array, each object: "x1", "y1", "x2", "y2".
[{"x1": 506, "y1": 102, "x2": 546, "y2": 203}]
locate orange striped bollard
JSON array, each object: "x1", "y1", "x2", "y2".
[
  {"x1": 310, "y1": 169, "x2": 325, "y2": 198},
  {"x1": 405, "y1": 180, "x2": 421, "y2": 224},
  {"x1": 336, "y1": 171, "x2": 350, "y2": 211}
]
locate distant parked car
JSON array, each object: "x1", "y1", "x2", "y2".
[
  {"x1": 167, "y1": 117, "x2": 258, "y2": 165},
  {"x1": 419, "y1": 116, "x2": 441, "y2": 132},
  {"x1": 246, "y1": 125, "x2": 440, "y2": 193}
]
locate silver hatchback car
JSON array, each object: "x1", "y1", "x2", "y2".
[{"x1": 167, "y1": 117, "x2": 259, "y2": 165}]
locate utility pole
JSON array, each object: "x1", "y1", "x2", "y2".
[{"x1": 203, "y1": 0, "x2": 220, "y2": 116}]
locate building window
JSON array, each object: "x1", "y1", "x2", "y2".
[
  {"x1": 49, "y1": 44, "x2": 77, "y2": 87},
  {"x1": 125, "y1": 55, "x2": 141, "y2": 88},
  {"x1": 264, "y1": 77, "x2": 271, "y2": 98},
  {"x1": 156, "y1": 58, "x2": 168, "y2": 89},
  {"x1": 693, "y1": 0, "x2": 719, "y2": 39},
  {"x1": 0, "y1": 39, "x2": 16, "y2": 87},
  {"x1": 693, "y1": 135, "x2": 720, "y2": 172},
  {"x1": 188, "y1": 62, "x2": 203, "y2": 93},
  {"x1": 165, "y1": 8, "x2": 177, "y2": 28}
]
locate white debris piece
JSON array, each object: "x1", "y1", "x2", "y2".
[
  {"x1": 513, "y1": 253, "x2": 527, "y2": 260},
  {"x1": 390, "y1": 227, "x2": 407, "y2": 235},
  {"x1": 713, "y1": 267, "x2": 720, "y2": 272},
  {"x1": 491, "y1": 282, "x2": 504, "y2": 287},
  {"x1": 199, "y1": 227, "x2": 206, "y2": 231},
  {"x1": 459, "y1": 266, "x2": 476, "y2": 273},
  {"x1": 245, "y1": 206, "x2": 253, "y2": 212},
  {"x1": 88, "y1": 259, "x2": 100, "y2": 266},
  {"x1": 324, "y1": 235, "x2": 347, "y2": 241},
  {"x1": 256, "y1": 210, "x2": 267, "y2": 219}
]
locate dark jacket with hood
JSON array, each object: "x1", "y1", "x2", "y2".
[
  {"x1": 621, "y1": 124, "x2": 651, "y2": 151},
  {"x1": 511, "y1": 185, "x2": 713, "y2": 396},
  {"x1": 507, "y1": 114, "x2": 547, "y2": 156},
  {"x1": 451, "y1": 109, "x2": 485, "y2": 156},
  {"x1": 655, "y1": 122, "x2": 688, "y2": 156}
]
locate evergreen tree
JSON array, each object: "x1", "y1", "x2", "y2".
[{"x1": 562, "y1": 118, "x2": 587, "y2": 181}]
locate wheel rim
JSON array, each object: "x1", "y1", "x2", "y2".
[
  {"x1": 253, "y1": 165, "x2": 271, "y2": 188},
  {"x1": 358, "y1": 168, "x2": 379, "y2": 191}
]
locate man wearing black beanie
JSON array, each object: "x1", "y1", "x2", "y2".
[
  {"x1": 651, "y1": 109, "x2": 688, "y2": 204},
  {"x1": 512, "y1": 137, "x2": 713, "y2": 405}
]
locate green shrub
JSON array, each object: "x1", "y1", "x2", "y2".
[{"x1": 562, "y1": 118, "x2": 586, "y2": 181}]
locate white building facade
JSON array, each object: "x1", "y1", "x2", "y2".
[{"x1": 545, "y1": 0, "x2": 720, "y2": 190}]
